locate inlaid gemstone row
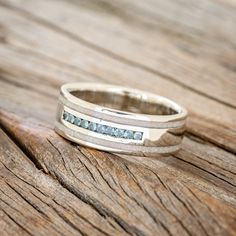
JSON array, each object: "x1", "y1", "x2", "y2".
[{"x1": 62, "y1": 111, "x2": 143, "y2": 140}]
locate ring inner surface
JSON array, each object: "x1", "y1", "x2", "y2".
[{"x1": 71, "y1": 90, "x2": 178, "y2": 115}]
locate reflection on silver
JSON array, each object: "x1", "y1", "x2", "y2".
[{"x1": 55, "y1": 83, "x2": 188, "y2": 156}]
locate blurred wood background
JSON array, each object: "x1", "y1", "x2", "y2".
[{"x1": 0, "y1": 0, "x2": 236, "y2": 235}]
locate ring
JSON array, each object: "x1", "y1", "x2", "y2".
[{"x1": 55, "y1": 83, "x2": 187, "y2": 156}]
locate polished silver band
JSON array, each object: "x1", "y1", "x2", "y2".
[{"x1": 55, "y1": 83, "x2": 187, "y2": 156}]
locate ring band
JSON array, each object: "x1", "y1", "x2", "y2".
[{"x1": 55, "y1": 83, "x2": 187, "y2": 156}]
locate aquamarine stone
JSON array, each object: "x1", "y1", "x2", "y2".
[
  {"x1": 63, "y1": 111, "x2": 69, "y2": 121},
  {"x1": 105, "y1": 126, "x2": 114, "y2": 135},
  {"x1": 114, "y1": 128, "x2": 125, "y2": 138},
  {"x1": 81, "y1": 120, "x2": 89, "y2": 129},
  {"x1": 89, "y1": 122, "x2": 97, "y2": 131},
  {"x1": 67, "y1": 114, "x2": 75, "y2": 123},
  {"x1": 106, "y1": 127, "x2": 116, "y2": 136},
  {"x1": 123, "y1": 130, "x2": 134, "y2": 139},
  {"x1": 97, "y1": 124, "x2": 106, "y2": 134},
  {"x1": 110, "y1": 128, "x2": 117, "y2": 136},
  {"x1": 134, "y1": 131, "x2": 142, "y2": 140},
  {"x1": 73, "y1": 117, "x2": 81, "y2": 126}
]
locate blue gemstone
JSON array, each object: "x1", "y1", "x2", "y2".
[
  {"x1": 63, "y1": 111, "x2": 69, "y2": 121},
  {"x1": 97, "y1": 124, "x2": 106, "y2": 134},
  {"x1": 114, "y1": 128, "x2": 125, "y2": 138},
  {"x1": 81, "y1": 120, "x2": 89, "y2": 129},
  {"x1": 74, "y1": 117, "x2": 81, "y2": 126},
  {"x1": 89, "y1": 122, "x2": 97, "y2": 131},
  {"x1": 123, "y1": 130, "x2": 134, "y2": 139},
  {"x1": 110, "y1": 128, "x2": 116, "y2": 136},
  {"x1": 134, "y1": 131, "x2": 142, "y2": 140},
  {"x1": 105, "y1": 127, "x2": 116, "y2": 136},
  {"x1": 105, "y1": 126, "x2": 113, "y2": 135},
  {"x1": 67, "y1": 114, "x2": 75, "y2": 123}
]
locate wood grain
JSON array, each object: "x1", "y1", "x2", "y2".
[
  {"x1": 0, "y1": 128, "x2": 128, "y2": 236},
  {"x1": 0, "y1": 0, "x2": 235, "y2": 235},
  {"x1": 1, "y1": 110, "x2": 236, "y2": 236}
]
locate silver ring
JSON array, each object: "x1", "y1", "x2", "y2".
[{"x1": 54, "y1": 83, "x2": 187, "y2": 156}]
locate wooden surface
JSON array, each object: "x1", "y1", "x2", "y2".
[{"x1": 0, "y1": 0, "x2": 236, "y2": 235}]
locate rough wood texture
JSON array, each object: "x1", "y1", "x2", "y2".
[{"x1": 0, "y1": 0, "x2": 236, "y2": 235}]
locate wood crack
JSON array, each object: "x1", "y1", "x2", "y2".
[
  {"x1": 184, "y1": 185, "x2": 222, "y2": 230},
  {"x1": 153, "y1": 190, "x2": 191, "y2": 236},
  {"x1": 49, "y1": 168, "x2": 144, "y2": 236},
  {"x1": 0, "y1": 123, "x2": 47, "y2": 173},
  {"x1": 174, "y1": 154, "x2": 236, "y2": 189},
  {"x1": 121, "y1": 165, "x2": 179, "y2": 236},
  {"x1": 186, "y1": 132, "x2": 236, "y2": 155},
  {"x1": 65, "y1": 205, "x2": 111, "y2": 236},
  {"x1": 5, "y1": 182, "x2": 49, "y2": 219},
  {"x1": 1, "y1": 207, "x2": 32, "y2": 236}
]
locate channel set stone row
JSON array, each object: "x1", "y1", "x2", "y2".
[{"x1": 63, "y1": 111, "x2": 143, "y2": 140}]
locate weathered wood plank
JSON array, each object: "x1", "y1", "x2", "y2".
[
  {"x1": 2, "y1": 0, "x2": 236, "y2": 107},
  {"x1": 1, "y1": 109, "x2": 236, "y2": 236},
  {"x1": 0, "y1": 128, "x2": 129, "y2": 236},
  {"x1": 0, "y1": 0, "x2": 236, "y2": 235}
]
